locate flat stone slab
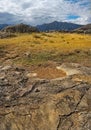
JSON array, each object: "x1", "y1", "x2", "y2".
[{"x1": 0, "y1": 63, "x2": 91, "y2": 130}]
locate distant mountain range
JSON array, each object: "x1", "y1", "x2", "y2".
[
  {"x1": 0, "y1": 21, "x2": 91, "y2": 34},
  {"x1": 36, "y1": 21, "x2": 83, "y2": 32},
  {"x1": 0, "y1": 24, "x2": 8, "y2": 30}
]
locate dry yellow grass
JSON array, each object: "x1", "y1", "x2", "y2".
[{"x1": 0, "y1": 32, "x2": 91, "y2": 66}]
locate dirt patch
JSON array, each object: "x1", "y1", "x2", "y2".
[{"x1": 31, "y1": 66, "x2": 66, "y2": 79}]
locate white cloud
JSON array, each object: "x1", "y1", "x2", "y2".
[{"x1": 0, "y1": 0, "x2": 90, "y2": 25}]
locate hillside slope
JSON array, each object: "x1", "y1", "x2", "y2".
[
  {"x1": 1, "y1": 23, "x2": 39, "y2": 33},
  {"x1": 73, "y1": 24, "x2": 91, "y2": 34}
]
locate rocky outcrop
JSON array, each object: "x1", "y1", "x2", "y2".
[
  {"x1": 0, "y1": 63, "x2": 91, "y2": 130},
  {"x1": 73, "y1": 24, "x2": 91, "y2": 34},
  {"x1": 0, "y1": 32, "x2": 16, "y2": 39},
  {"x1": 1, "y1": 23, "x2": 39, "y2": 33}
]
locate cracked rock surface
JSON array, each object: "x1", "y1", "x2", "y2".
[{"x1": 0, "y1": 63, "x2": 91, "y2": 130}]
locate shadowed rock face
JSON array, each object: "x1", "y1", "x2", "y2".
[{"x1": 0, "y1": 63, "x2": 91, "y2": 130}]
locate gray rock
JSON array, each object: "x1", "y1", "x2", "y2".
[{"x1": 0, "y1": 64, "x2": 91, "y2": 130}]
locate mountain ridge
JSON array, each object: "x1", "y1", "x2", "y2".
[
  {"x1": 36, "y1": 21, "x2": 83, "y2": 32},
  {"x1": 1, "y1": 22, "x2": 91, "y2": 33},
  {"x1": 0, "y1": 24, "x2": 8, "y2": 30}
]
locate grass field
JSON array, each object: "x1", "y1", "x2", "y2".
[
  {"x1": 0, "y1": 32, "x2": 91, "y2": 67},
  {"x1": 0, "y1": 32, "x2": 91, "y2": 79}
]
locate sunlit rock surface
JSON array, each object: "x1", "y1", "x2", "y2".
[{"x1": 0, "y1": 63, "x2": 91, "y2": 130}]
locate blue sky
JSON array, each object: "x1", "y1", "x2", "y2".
[
  {"x1": 67, "y1": 15, "x2": 80, "y2": 20},
  {"x1": 0, "y1": 0, "x2": 91, "y2": 25}
]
